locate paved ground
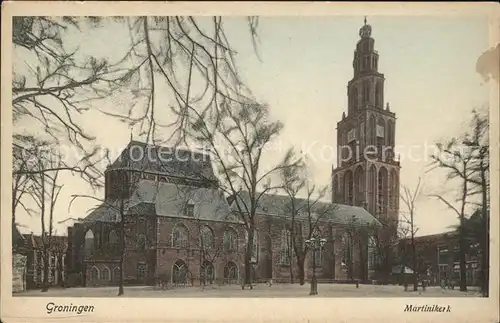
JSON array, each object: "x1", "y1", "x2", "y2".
[{"x1": 15, "y1": 283, "x2": 482, "y2": 298}]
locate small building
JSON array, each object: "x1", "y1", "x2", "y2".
[
  {"x1": 398, "y1": 231, "x2": 481, "y2": 287},
  {"x1": 12, "y1": 224, "x2": 27, "y2": 293},
  {"x1": 21, "y1": 233, "x2": 68, "y2": 289}
]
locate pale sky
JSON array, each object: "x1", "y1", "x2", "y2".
[{"x1": 14, "y1": 16, "x2": 490, "y2": 237}]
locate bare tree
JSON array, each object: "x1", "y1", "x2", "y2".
[
  {"x1": 400, "y1": 177, "x2": 422, "y2": 291},
  {"x1": 184, "y1": 100, "x2": 300, "y2": 287},
  {"x1": 12, "y1": 135, "x2": 50, "y2": 228},
  {"x1": 13, "y1": 16, "x2": 261, "y2": 191},
  {"x1": 462, "y1": 108, "x2": 490, "y2": 296},
  {"x1": 279, "y1": 159, "x2": 306, "y2": 283},
  {"x1": 290, "y1": 184, "x2": 334, "y2": 285},
  {"x1": 428, "y1": 107, "x2": 490, "y2": 293},
  {"x1": 27, "y1": 148, "x2": 64, "y2": 292},
  {"x1": 428, "y1": 141, "x2": 475, "y2": 292}
]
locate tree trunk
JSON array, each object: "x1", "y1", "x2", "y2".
[
  {"x1": 480, "y1": 158, "x2": 489, "y2": 297},
  {"x1": 244, "y1": 228, "x2": 253, "y2": 286},
  {"x1": 297, "y1": 256, "x2": 305, "y2": 285},
  {"x1": 458, "y1": 176, "x2": 468, "y2": 292},
  {"x1": 41, "y1": 249, "x2": 49, "y2": 292},
  {"x1": 458, "y1": 223, "x2": 468, "y2": 292},
  {"x1": 411, "y1": 234, "x2": 418, "y2": 291}
]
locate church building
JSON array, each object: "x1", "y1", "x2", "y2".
[{"x1": 65, "y1": 19, "x2": 393, "y2": 288}]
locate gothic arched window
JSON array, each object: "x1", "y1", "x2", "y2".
[
  {"x1": 84, "y1": 229, "x2": 95, "y2": 255},
  {"x1": 200, "y1": 225, "x2": 215, "y2": 250},
  {"x1": 101, "y1": 266, "x2": 111, "y2": 281},
  {"x1": 369, "y1": 115, "x2": 376, "y2": 146},
  {"x1": 362, "y1": 80, "x2": 369, "y2": 106},
  {"x1": 388, "y1": 120, "x2": 395, "y2": 147},
  {"x1": 90, "y1": 266, "x2": 99, "y2": 283},
  {"x1": 172, "y1": 224, "x2": 189, "y2": 248},
  {"x1": 377, "y1": 167, "x2": 388, "y2": 216},
  {"x1": 109, "y1": 230, "x2": 119, "y2": 248},
  {"x1": 368, "y1": 165, "x2": 377, "y2": 214},
  {"x1": 332, "y1": 175, "x2": 339, "y2": 202},
  {"x1": 223, "y1": 228, "x2": 238, "y2": 252},
  {"x1": 368, "y1": 236, "x2": 377, "y2": 270},
  {"x1": 389, "y1": 169, "x2": 399, "y2": 210},
  {"x1": 224, "y1": 262, "x2": 238, "y2": 284},
  {"x1": 279, "y1": 229, "x2": 292, "y2": 265},
  {"x1": 344, "y1": 170, "x2": 354, "y2": 205},
  {"x1": 375, "y1": 82, "x2": 382, "y2": 108},
  {"x1": 341, "y1": 233, "x2": 353, "y2": 269},
  {"x1": 136, "y1": 233, "x2": 146, "y2": 251},
  {"x1": 354, "y1": 166, "x2": 365, "y2": 206},
  {"x1": 172, "y1": 259, "x2": 187, "y2": 285},
  {"x1": 352, "y1": 86, "x2": 358, "y2": 111}
]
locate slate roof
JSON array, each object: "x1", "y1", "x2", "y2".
[
  {"x1": 84, "y1": 180, "x2": 239, "y2": 224},
  {"x1": 229, "y1": 191, "x2": 381, "y2": 227},
  {"x1": 107, "y1": 140, "x2": 217, "y2": 183}
]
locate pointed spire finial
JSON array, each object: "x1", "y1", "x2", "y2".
[
  {"x1": 364, "y1": 16, "x2": 367, "y2": 25},
  {"x1": 130, "y1": 130, "x2": 133, "y2": 142}
]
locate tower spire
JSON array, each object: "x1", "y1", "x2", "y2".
[{"x1": 364, "y1": 16, "x2": 367, "y2": 25}]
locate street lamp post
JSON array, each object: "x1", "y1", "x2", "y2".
[{"x1": 305, "y1": 237, "x2": 327, "y2": 296}]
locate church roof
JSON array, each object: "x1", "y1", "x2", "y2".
[
  {"x1": 107, "y1": 140, "x2": 217, "y2": 183},
  {"x1": 83, "y1": 180, "x2": 239, "y2": 224},
  {"x1": 228, "y1": 191, "x2": 381, "y2": 227}
]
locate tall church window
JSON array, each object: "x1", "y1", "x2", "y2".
[
  {"x1": 368, "y1": 236, "x2": 377, "y2": 270},
  {"x1": 388, "y1": 121, "x2": 395, "y2": 146},
  {"x1": 344, "y1": 171, "x2": 353, "y2": 205},
  {"x1": 369, "y1": 115, "x2": 376, "y2": 145},
  {"x1": 279, "y1": 229, "x2": 292, "y2": 266},
  {"x1": 84, "y1": 229, "x2": 95, "y2": 256},
  {"x1": 363, "y1": 81, "x2": 369, "y2": 105},
  {"x1": 368, "y1": 165, "x2": 377, "y2": 214},
  {"x1": 352, "y1": 87, "x2": 358, "y2": 111},
  {"x1": 223, "y1": 228, "x2": 237, "y2": 252},
  {"x1": 354, "y1": 166, "x2": 364, "y2": 206},
  {"x1": 171, "y1": 224, "x2": 189, "y2": 248},
  {"x1": 109, "y1": 230, "x2": 119, "y2": 248},
  {"x1": 341, "y1": 233, "x2": 353, "y2": 269},
  {"x1": 377, "y1": 167, "x2": 388, "y2": 216},
  {"x1": 200, "y1": 225, "x2": 215, "y2": 250},
  {"x1": 390, "y1": 169, "x2": 398, "y2": 209},
  {"x1": 375, "y1": 82, "x2": 382, "y2": 108},
  {"x1": 347, "y1": 128, "x2": 356, "y2": 142}
]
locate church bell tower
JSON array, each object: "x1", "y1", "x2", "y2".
[{"x1": 331, "y1": 18, "x2": 400, "y2": 229}]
